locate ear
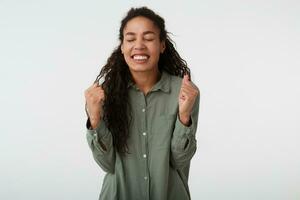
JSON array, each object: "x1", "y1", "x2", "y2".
[{"x1": 160, "y1": 40, "x2": 166, "y2": 53}]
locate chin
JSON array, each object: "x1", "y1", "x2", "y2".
[{"x1": 128, "y1": 64, "x2": 154, "y2": 72}]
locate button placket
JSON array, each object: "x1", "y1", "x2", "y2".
[
  {"x1": 140, "y1": 93, "x2": 150, "y2": 193},
  {"x1": 141, "y1": 108, "x2": 147, "y2": 160}
]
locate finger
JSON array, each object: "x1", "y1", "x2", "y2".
[
  {"x1": 99, "y1": 91, "x2": 105, "y2": 99},
  {"x1": 185, "y1": 73, "x2": 191, "y2": 81},
  {"x1": 182, "y1": 80, "x2": 198, "y2": 92},
  {"x1": 92, "y1": 85, "x2": 104, "y2": 95},
  {"x1": 95, "y1": 91, "x2": 104, "y2": 98},
  {"x1": 185, "y1": 74, "x2": 190, "y2": 81},
  {"x1": 181, "y1": 84, "x2": 195, "y2": 94},
  {"x1": 182, "y1": 75, "x2": 193, "y2": 87},
  {"x1": 179, "y1": 89, "x2": 189, "y2": 100},
  {"x1": 98, "y1": 90, "x2": 105, "y2": 99},
  {"x1": 179, "y1": 90, "x2": 186, "y2": 100},
  {"x1": 180, "y1": 88, "x2": 190, "y2": 96},
  {"x1": 88, "y1": 82, "x2": 98, "y2": 91},
  {"x1": 183, "y1": 74, "x2": 189, "y2": 84},
  {"x1": 180, "y1": 87, "x2": 197, "y2": 99},
  {"x1": 93, "y1": 82, "x2": 99, "y2": 87},
  {"x1": 179, "y1": 89, "x2": 190, "y2": 101}
]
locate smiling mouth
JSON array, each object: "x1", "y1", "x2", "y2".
[{"x1": 131, "y1": 54, "x2": 150, "y2": 61}]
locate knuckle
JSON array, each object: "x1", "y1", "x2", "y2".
[{"x1": 84, "y1": 90, "x2": 90, "y2": 98}]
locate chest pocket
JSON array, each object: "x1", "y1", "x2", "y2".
[{"x1": 150, "y1": 114, "x2": 176, "y2": 149}]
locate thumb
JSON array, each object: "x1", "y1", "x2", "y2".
[{"x1": 183, "y1": 74, "x2": 189, "y2": 84}]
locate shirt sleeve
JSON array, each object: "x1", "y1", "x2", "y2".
[
  {"x1": 86, "y1": 117, "x2": 116, "y2": 173},
  {"x1": 170, "y1": 93, "x2": 200, "y2": 169}
]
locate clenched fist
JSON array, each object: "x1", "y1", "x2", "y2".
[
  {"x1": 178, "y1": 74, "x2": 199, "y2": 126},
  {"x1": 84, "y1": 82, "x2": 105, "y2": 129}
]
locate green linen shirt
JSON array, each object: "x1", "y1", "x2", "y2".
[{"x1": 86, "y1": 70, "x2": 200, "y2": 200}]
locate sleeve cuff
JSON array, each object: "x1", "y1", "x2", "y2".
[
  {"x1": 86, "y1": 118, "x2": 111, "y2": 141},
  {"x1": 173, "y1": 114, "x2": 194, "y2": 137}
]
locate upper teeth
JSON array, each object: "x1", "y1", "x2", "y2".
[{"x1": 133, "y1": 55, "x2": 148, "y2": 60}]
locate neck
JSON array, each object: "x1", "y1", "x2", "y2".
[{"x1": 130, "y1": 68, "x2": 161, "y2": 95}]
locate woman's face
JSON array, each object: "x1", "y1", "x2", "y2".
[{"x1": 121, "y1": 16, "x2": 165, "y2": 73}]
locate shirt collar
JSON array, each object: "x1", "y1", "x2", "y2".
[{"x1": 127, "y1": 70, "x2": 170, "y2": 93}]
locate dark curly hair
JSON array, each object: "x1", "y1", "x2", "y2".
[{"x1": 94, "y1": 6, "x2": 191, "y2": 155}]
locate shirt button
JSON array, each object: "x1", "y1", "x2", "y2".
[
  {"x1": 142, "y1": 132, "x2": 146, "y2": 136},
  {"x1": 144, "y1": 176, "x2": 148, "y2": 180},
  {"x1": 143, "y1": 154, "x2": 147, "y2": 158},
  {"x1": 142, "y1": 108, "x2": 145, "y2": 112}
]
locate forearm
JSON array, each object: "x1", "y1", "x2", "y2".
[
  {"x1": 86, "y1": 118, "x2": 116, "y2": 173},
  {"x1": 170, "y1": 94, "x2": 200, "y2": 169},
  {"x1": 178, "y1": 114, "x2": 192, "y2": 127}
]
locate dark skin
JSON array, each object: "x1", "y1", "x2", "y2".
[{"x1": 84, "y1": 17, "x2": 199, "y2": 150}]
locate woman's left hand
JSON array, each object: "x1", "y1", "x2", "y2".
[{"x1": 178, "y1": 74, "x2": 199, "y2": 126}]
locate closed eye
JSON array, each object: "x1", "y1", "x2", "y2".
[{"x1": 126, "y1": 38, "x2": 154, "y2": 42}]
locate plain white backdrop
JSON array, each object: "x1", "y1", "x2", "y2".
[{"x1": 1, "y1": 0, "x2": 299, "y2": 199}]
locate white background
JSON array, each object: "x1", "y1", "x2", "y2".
[{"x1": 1, "y1": 0, "x2": 299, "y2": 199}]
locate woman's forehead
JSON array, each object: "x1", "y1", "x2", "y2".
[
  {"x1": 123, "y1": 17, "x2": 159, "y2": 34},
  {"x1": 125, "y1": 31, "x2": 156, "y2": 37}
]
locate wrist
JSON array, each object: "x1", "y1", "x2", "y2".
[
  {"x1": 89, "y1": 115, "x2": 101, "y2": 129},
  {"x1": 178, "y1": 113, "x2": 191, "y2": 126}
]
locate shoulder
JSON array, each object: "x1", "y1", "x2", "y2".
[{"x1": 167, "y1": 73, "x2": 183, "y2": 89}]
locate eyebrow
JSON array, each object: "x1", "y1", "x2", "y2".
[{"x1": 125, "y1": 31, "x2": 156, "y2": 36}]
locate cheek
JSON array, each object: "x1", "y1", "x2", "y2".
[
  {"x1": 149, "y1": 47, "x2": 161, "y2": 59},
  {"x1": 153, "y1": 44, "x2": 160, "y2": 51},
  {"x1": 122, "y1": 43, "x2": 131, "y2": 53}
]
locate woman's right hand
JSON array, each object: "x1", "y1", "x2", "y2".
[{"x1": 84, "y1": 82, "x2": 105, "y2": 129}]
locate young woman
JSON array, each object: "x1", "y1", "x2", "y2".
[{"x1": 84, "y1": 6, "x2": 200, "y2": 200}]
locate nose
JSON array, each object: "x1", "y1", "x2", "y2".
[{"x1": 134, "y1": 38, "x2": 146, "y2": 50}]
